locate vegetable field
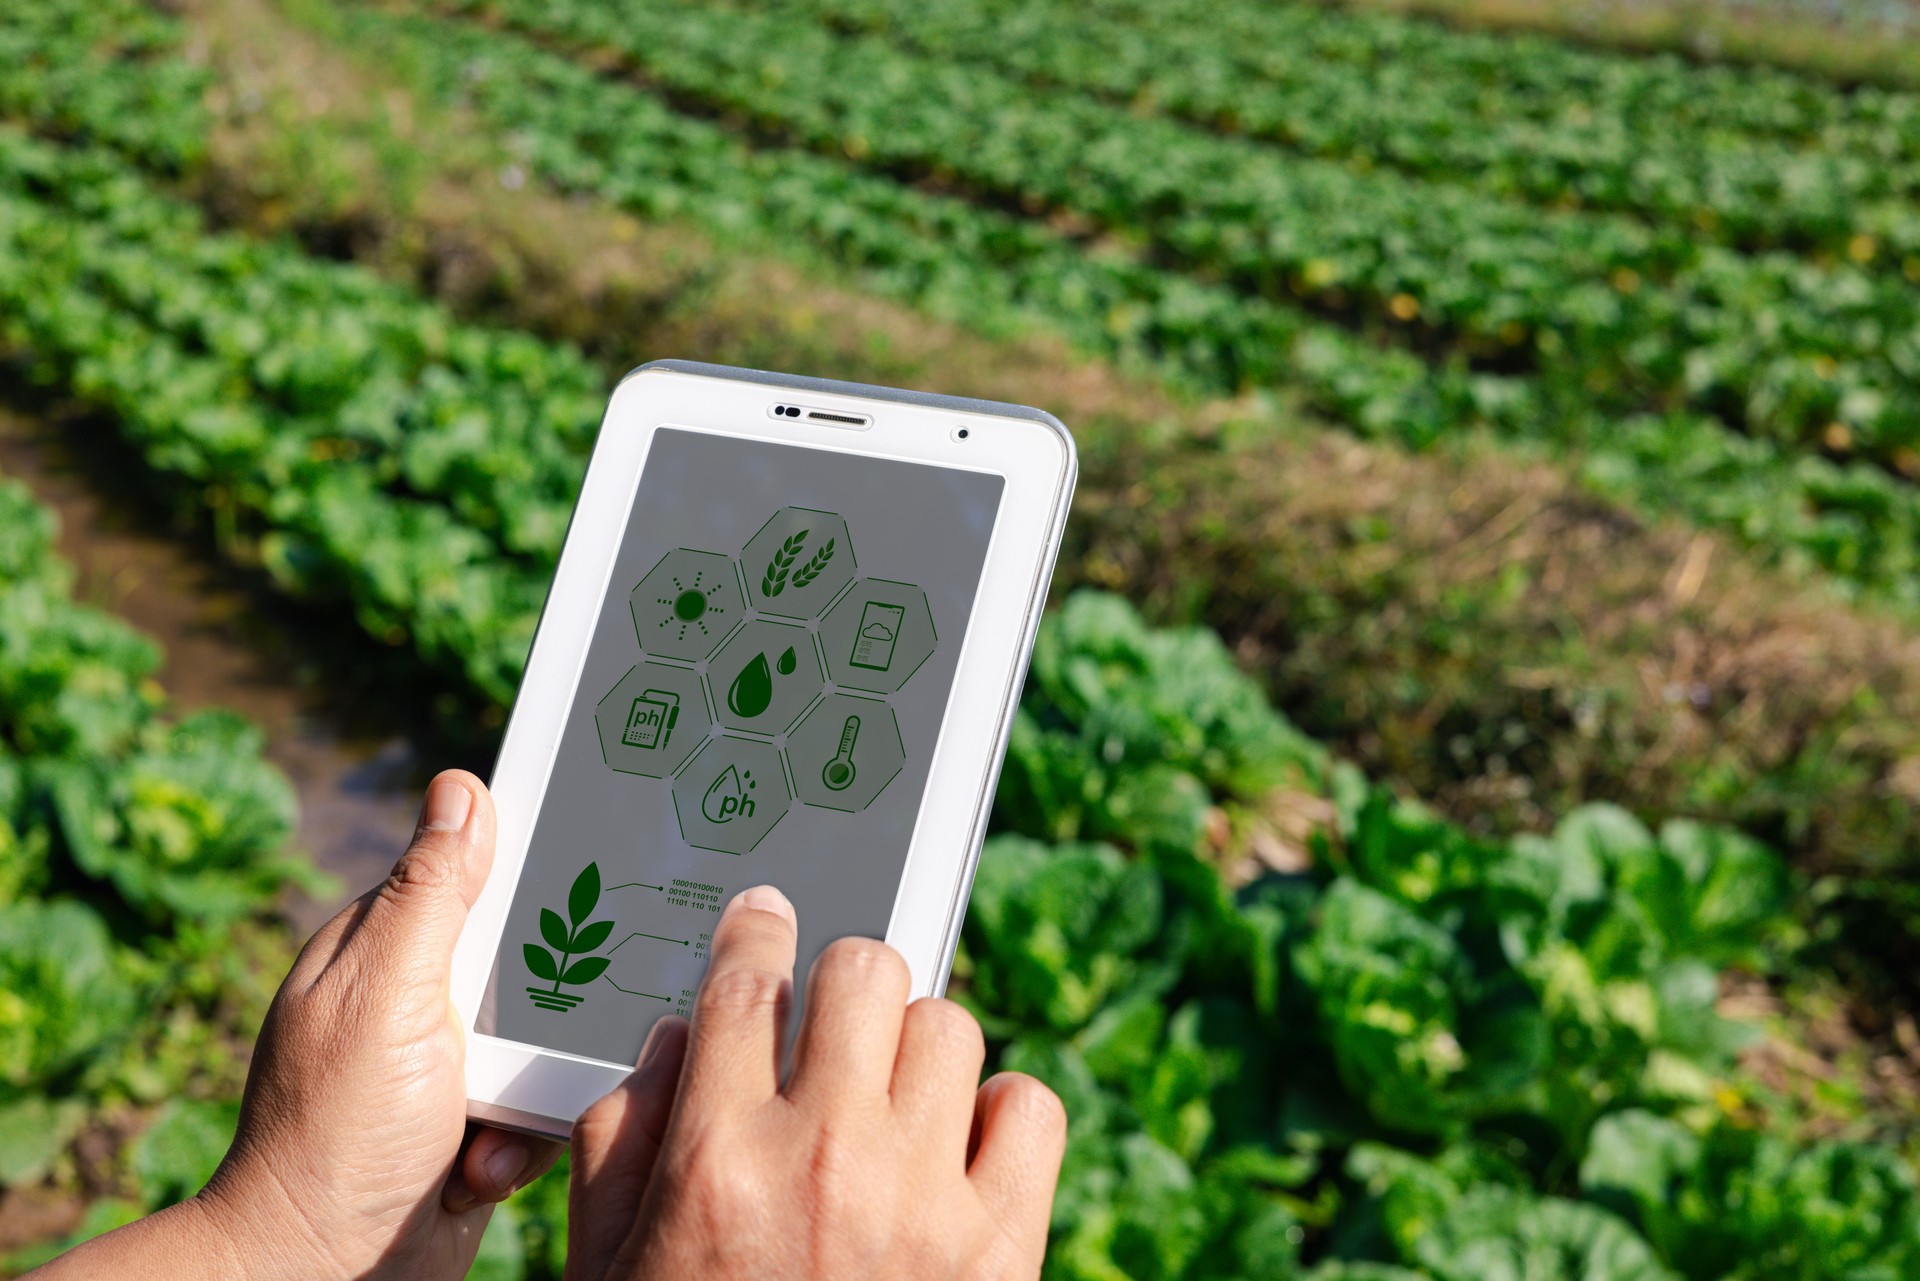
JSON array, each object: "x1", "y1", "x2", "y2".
[{"x1": 5, "y1": 0, "x2": 1920, "y2": 1276}]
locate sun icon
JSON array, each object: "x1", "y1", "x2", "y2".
[{"x1": 655, "y1": 572, "x2": 728, "y2": 642}]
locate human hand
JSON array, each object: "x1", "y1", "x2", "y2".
[
  {"x1": 34, "y1": 770, "x2": 561, "y2": 1280},
  {"x1": 565, "y1": 885, "x2": 1068, "y2": 1281}
]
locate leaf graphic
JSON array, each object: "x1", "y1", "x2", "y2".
[
  {"x1": 791, "y1": 537, "x2": 836, "y2": 590},
  {"x1": 569, "y1": 861, "x2": 601, "y2": 926},
  {"x1": 572, "y1": 919, "x2": 614, "y2": 953},
  {"x1": 562, "y1": 956, "x2": 611, "y2": 985},
  {"x1": 761, "y1": 530, "x2": 808, "y2": 598},
  {"x1": 524, "y1": 944, "x2": 559, "y2": 981},
  {"x1": 540, "y1": 908, "x2": 571, "y2": 952}
]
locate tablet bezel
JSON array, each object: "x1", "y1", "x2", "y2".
[{"x1": 455, "y1": 362, "x2": 1076, "y2": 1137}]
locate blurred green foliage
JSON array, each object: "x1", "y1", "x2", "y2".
[
  {"x1": 3, "y1": 2, "x2": 1920, "y2": 1278},
  {"x1": 0, "y1": 478, "x2": 315, "y2": 1222}
]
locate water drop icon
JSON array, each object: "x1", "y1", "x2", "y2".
[
  {"x1": 777, "y1": 646, "x2": 797, "y2": 676},
  {"x1": 728, "y1": 652, "x2": 773, "y2": 718}
]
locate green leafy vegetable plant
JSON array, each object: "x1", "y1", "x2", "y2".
[{"x1": 0, "y1": 476, "x2": 312, "y2": 1208}]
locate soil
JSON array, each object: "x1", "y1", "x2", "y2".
[{"x1": 0, "y1": 407, "x2": 427, "y2": 931}]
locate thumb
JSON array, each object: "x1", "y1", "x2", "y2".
[{"x1": 353, "y1": 769, "x2": 497, "y2": 982}]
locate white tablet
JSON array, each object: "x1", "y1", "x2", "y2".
[{"x1": 453, "y1": 360, "x2": 1077, "y2": 1137}]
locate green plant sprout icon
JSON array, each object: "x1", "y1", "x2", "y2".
[
  {"x1": 651, "y1": 570, "x2": 728, "y2": 642},
  {"x1": 761, "y1": 530, "x2": 835, "y2": 599},
  {"x1": 822, "y1": 715, "x2": 860, "y2": 791},
  {"x1": 726, "y1": 644, "x2": 798, "y2": 718},
  {"x1": 524, "y1": 862, "x2": 615, "y2": 1012}
]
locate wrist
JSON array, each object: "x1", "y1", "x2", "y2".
[
  {"x1": 186, "y1": 1156, "x2": 345, "y2": 1281},
  {"x1": 24, "y1": 1179, "x2": 337, "y2": 1281}
]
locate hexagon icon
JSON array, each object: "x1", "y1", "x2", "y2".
[
  {"x1": 672, "y1": 736, "x2": 791, "y2": 855},
  {"x1": 708, "y1": 619, "x2": 823, "y2": 735},
  {"x1": 790, "y1": 694, "x2": 905, "y2": 813},
  {"x1": 595, "y1": 659, "x2": 710, "y2": 779},
  {"x1": 821, "y1": 579, "x2": 935, "y2": 694},
  {"x1": 629, "y1": 548, "x2": 743, "y2": 661},
  {"x1": 741, "y1": 507, "x2": 855, "y2": 619}
]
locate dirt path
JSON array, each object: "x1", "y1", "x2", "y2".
[{"x1": 0, "y1": 409, "x2": 423, "y2": 929}]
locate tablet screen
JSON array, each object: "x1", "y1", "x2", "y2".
[{"x1": 477, "y1": 427, "x2": 1006, "y2": 1065}]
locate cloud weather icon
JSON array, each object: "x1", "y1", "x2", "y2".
[{"x1": 861, "y1": 622, "x2": 896, "y2": 641}]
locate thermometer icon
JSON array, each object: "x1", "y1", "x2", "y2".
[{"x1": 822, "y1": 715, "x2": 861, "y2": 791}]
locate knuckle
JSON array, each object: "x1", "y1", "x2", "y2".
[
  {"x1": 994, "y1": 1073, "x2": 1068, "y2": 1135},
  {"x1": 909, "y1": 998, "x2": 984, "y2": 1057},
  {"x1": 819, "y1": 936, "x2": 908, "y2": 985},
  {"x1": 573, "y1": 1088, "x2": 629, "y2": 1147},
  {"x1": 699, "y1": 964, "x2": 789, "y2": 1015},
  {"x1": 383, "y1": 841, "x2": 460, "y2": 900},
  {"x1": 675, "y1": 1132, "x2": 766, "y2": 1217}
]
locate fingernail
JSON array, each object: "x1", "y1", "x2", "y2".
[
  {"x1": 482, "y1": 1139, "x2": 531, "y2": 1193},
  {"x1": 422, "y1": 775, "x2": 473, "y2": 832},
  {"x1": 731, "y1": 884, "x2": 794, "y2": 926}
]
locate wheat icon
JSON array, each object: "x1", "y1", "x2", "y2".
[
  {"x1": 761, "y1": 530, "x2": 808, "y2": 598},
  {"x1": 790, "y1": 538, "x2": 836, "y2": 591}
]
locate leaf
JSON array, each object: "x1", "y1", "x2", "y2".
[
  {"x1": 562, "y1": 956, "x2": 611, "y2": 985},
  {"x1": 568, "y1": 861, "x2": 601, "y2": 926},
  {"x1": 540, "y1": 908, "x2": 570, "y2": 952},
  {"x1": 129, "y1": 1100, "x2": 240, "y2": 1209},
  {"x1": 1413, "y1": 1187, "x2": 1678, "y2": 1281},
  {"x1": 571, "y1": 919, "x2": 614, "y2": 953},
  {"x1": 524, "y1": 944, "x2": 558, "y2": 981},
  {"x1": 0, "y1": 1097, "x2": 85, "y2": 1186}
]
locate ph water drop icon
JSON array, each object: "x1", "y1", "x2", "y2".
[{"x1": 702, "y1": 765, "x2": 757, "y2": 824}]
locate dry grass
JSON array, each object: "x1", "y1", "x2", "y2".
[
  {"x1": 1338, "y1": 0, "x2": 1920, "y2": 88},
  {"x1": 1074, "y1": 429, "x2": 1920, "y2": 875}
]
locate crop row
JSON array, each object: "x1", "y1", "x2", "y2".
[
  {"x1": 15, "y1": 102, "x2": 1920, "y2": 1008},
  {"x1": 6, "y1": 11, "x2": 1920, "y2": 1270},
  {"x1": 1087, "y1": 0, "x2": 1920, "y2": 160},
  {"x1": 13, "y1": 0, "x2": 1920, "y2": 629},
  {"x1": 4, "y1": 0, "x2": 1919, "y2": 1001},
  {"x1": 482, "y1": 592, "x2": 1920, "y2": 1279},
  {"x1": 974, "y1": 592, "x2": 1920, "y2": 1280},
  {"x1": 128, "y1": 588, "x2": 1912, "y2": 1280},
  {"x1": 16, "y1": 0, "x2": 1920, "y2": 626},
  {"x1": 0, "y1": 119, "x2": 611, "y2": 705},
  {"x1": 0, "y1": 474, "x2": 312, "y2": 1190},
  {"x1": 10, "y1": 0, "x2": 1920, "y2": 910},
  {"x1": 342, "y1": 5, "x2": 1920, "y2": 611},
  {"x1": 418, "y1": 0, "x2": 1920, "y2": 479},
  {"x1": 0, "y1": 0, "x2": 209, "y2": 173},
  {"x1": 731, "y1": 0, "x2": 1920, "y2": 260}
]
